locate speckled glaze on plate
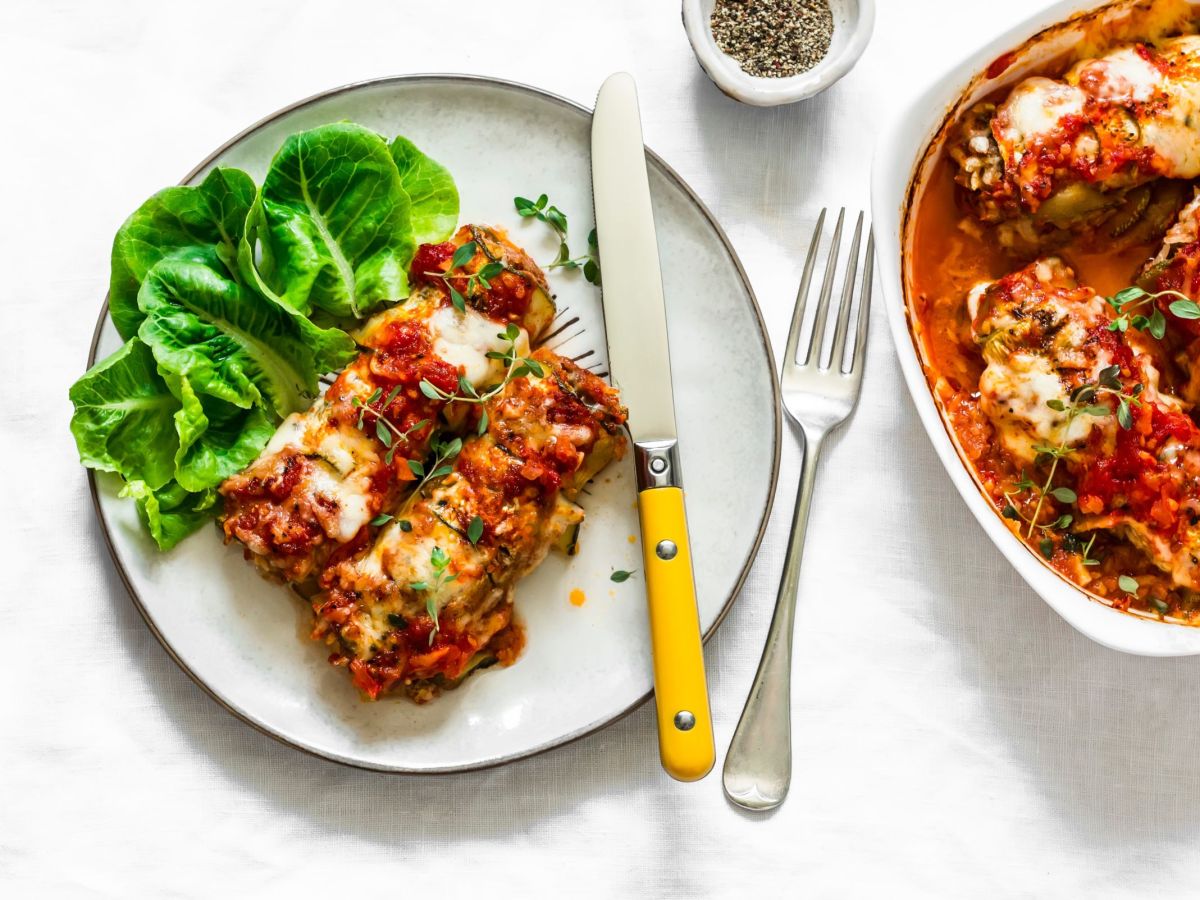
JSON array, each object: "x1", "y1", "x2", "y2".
[{"x1": 88, "y1": 75, "x2": 781, "y2": 773}]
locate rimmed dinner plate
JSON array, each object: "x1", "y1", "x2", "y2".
[{"x1": 89, "y1": 75, "x2": 781, "y2": 772}]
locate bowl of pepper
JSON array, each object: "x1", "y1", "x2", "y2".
[{"x1": 683, "y1": 0, "x2": 875, "y2": 106}]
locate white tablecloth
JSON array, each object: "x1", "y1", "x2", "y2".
[{"x1": 6, "y1": 0, "x2": 1200, "y2": 895}]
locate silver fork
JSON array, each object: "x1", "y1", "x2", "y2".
[{"x1": 723, "y1": 208, "x2": 874, "y2": 811}]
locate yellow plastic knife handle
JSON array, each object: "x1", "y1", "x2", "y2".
[{"x1": 637, "y1": 485, "x2": 715, "y2": 781}]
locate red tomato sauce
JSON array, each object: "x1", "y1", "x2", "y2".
[{"x1": 907, "y1": 127, "x2": 1200, "y2": 621}]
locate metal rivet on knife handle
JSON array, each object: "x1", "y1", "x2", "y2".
[
  {"x1": 674, "y1": 711, "x2": 696, "y2": 731},
  {"x1": 633, "y1": 440, "x2": 681, "y2": 490}
]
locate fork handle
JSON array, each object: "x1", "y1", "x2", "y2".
[{"x1": 723, "y1": 428, "x2": 824, "y2": 810}]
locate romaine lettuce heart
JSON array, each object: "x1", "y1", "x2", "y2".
[
  {"x1": 76, "y1": 122, "x2": 465, "y2": 551},
  {"x1": 249, "y1": 123, "x2": 416, "y2": 318},
  {"x1": 120, "y1": 479, "x2": 218, "y2": 551},
  {"x1": 390, "y1": 135, "x2": 460, "y2": 246},
  {"x1": 136, "y1": 256, "x2": 355, "y2": 417},
  {"x1": 109, "y1": 167, "x2": 256, "y2": 341},
  {"x1": 167, "y1": 373, "x2": 276, "y2": 493},
  {"x1": 68, "y1": 337, "x2": 181, "y2": 491}
]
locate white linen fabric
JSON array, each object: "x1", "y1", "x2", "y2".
[{"x1": 4, "y1": 0, "x2": 1200, "y2": 896}]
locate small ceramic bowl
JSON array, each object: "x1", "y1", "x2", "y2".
[{"x1": 682, "y1": 0, "x2": 875, "y2": 106}]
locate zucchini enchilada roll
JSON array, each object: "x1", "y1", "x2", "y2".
[
  {"x1": 218, "y1": 225, "x2": 554, "y2": 584},
  {"x1": 950, "y1": 34, "x2": 1200, "y2": 251},
  {"x1": 968, "y1": 258, "x2": 1200, "y2": 603},
  {"x1": 1140, "y1": 190, "x2": 1200, "y2": 334},
  {"x1": 312, "y1": 348, "x2": 628, "y2": 703}
]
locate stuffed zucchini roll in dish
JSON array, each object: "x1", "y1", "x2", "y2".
[
  {"x1": 1140, "y1": 190, "x2": 1200, "y2": 322},
  {"x1": 219, "y1": 225, "x2": 554, "y2": 584},
  {"x1": 969, "y1": 258, "x2": 1200, "y2": 599},
  {"x1": 312, "y1": 349, "x2": 627, "y2": 703},
  {"x1": 951, "y1": 34, "x2": 1200, "y2": 251}
]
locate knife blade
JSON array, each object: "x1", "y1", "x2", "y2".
[{"x1": 591, "y1": 71, "x2": 714, "y2": 782}]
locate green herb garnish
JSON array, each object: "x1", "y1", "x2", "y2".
[
  {"x1": 402, "y1": 434, "x2": 464, "y2": 513},
  {"x1": 409, "y1": 546, "x2": 458, "y2": 644},
  {"x1": 1003, "y1": 367, "x2": 1142, "y2": 542},
  {"x1": 351, "y1": 387, "x2": 429, "y2": 465},
  {"x1": 514, "y1": 194, "x2": 600, "y2": 284},
  {"x1": 1104, "y1": 285, "x2": 1200, "y2": 337},
  {"x1": 422, "y1": 236, "x2": 523, "y2": 312},
  {"x1": 1061, "y1": 532, "x2": 1101, "y2": 567},
  {"x1": 466, "y1": 515, "x2": 485, "y2": 545},
  {"x1": 419, "y1": 325, "x2": 544, "y2": 407}
]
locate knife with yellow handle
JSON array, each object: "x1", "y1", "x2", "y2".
[{"x1": 591, "y1": 72, "x2": 714, "y2": 782}]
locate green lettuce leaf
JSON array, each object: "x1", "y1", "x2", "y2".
[
  {"x1": 169, "y1": 374, "x2": 274, "y2": 493},
  {"x1": 109, "y1": 167, "x2": 256, "y2": 340},
  {"x1": 249, "y1": 123, "x2": 415, "y2": 318},
  {"x1": 120, "y1": 479, "x2": 218, "y2": 551},
  {"x1": 68, "y1": 338, "x2": 181, "y2": 491},
  {"x1": 390, "y1": 136, "x2": 459, "y2": 245},
  {"x1": 136, "y1": 256, "x2": 355, "y2": 417}
]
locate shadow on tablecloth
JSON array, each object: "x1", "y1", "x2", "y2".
[
  {"x1": 88, "y1": 501, "x2": 741, "y2": 880},
  {"x1": 892, "y1": 359, "x2": 1200, "y2": 850}
]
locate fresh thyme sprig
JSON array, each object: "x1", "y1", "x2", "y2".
[
  {"x1": 403, "y1": 433, "x2": 463, "y2": 507},
  {"x1": 367, "y1": 433, "x2": 464, "y2": 535},
  {"x1": 1002, "y1": 365, "x2": 1143, "y2": 549},
  {"x1": 1117, "y1": 574, "x2": 1164, "y2": 615},
  {"x1": 418, "y1": 324, "x2": 544, "y2": 435},
  {"x1": 422, "y1": 239, "x2": 511, "y2": 313},
  {"x1": 1061, "y1": 532, "x2": 1100, "y2": 567},
  {"x1": 351, "y1": 387, "x2": 430, "y2": 466},
  {"x1": 409, "y1": 545, "x2": 458, "y2": 644},
  {"x1": 514, "y1": 194, "x2": 600, "y2": 285},
  {"x1": 1105, "y1": 285, "x2": 1200, "y2": 337},
  {"x1": 466, "y1": 515, "x2": 484, "y2": 545}
]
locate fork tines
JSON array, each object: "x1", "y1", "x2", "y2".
[{"x1": 784, "y1": 208, "x2": 874, "y2": 379}]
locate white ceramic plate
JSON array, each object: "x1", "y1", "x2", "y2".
[
  {"x1": 89, "y1": 75, "x2": 781, "y2": 771},
  {"x1": 872, "y1": 0, "x2": 1200, "y2": 655}
]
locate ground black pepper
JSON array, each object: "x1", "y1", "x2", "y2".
[{"x1": 710, "y1": 0, "x2": 834, "y2": 78}]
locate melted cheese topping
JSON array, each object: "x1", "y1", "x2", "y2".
[
  {"x1": 428, "y1": 305, "x2": 531, "y2": 387},
  {"x1": 305, "y1": 458, "x2": 373, "y2": 542},
  {"x1": 996, "y1": 35, "x2": 1200, "y2": 182},
  {"x1": 979, "y1": 352, "x2": 1109, "y2": 462},
  {"x1": 972, "y1": 259, "x2": 1117, "y2": 462},
  {"x1": 1070, "y1": 45, "x2": 1162, "y2": 104},
  {"x1": 996, "y1": 78, "x2": 1086, "y2": 157},
  {"x1": 1161, "y1": 190, "x2": 1200, "y2": 250},
  {"x1": 264, "y1": 412, "x2": 306, "y2": 455}
]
